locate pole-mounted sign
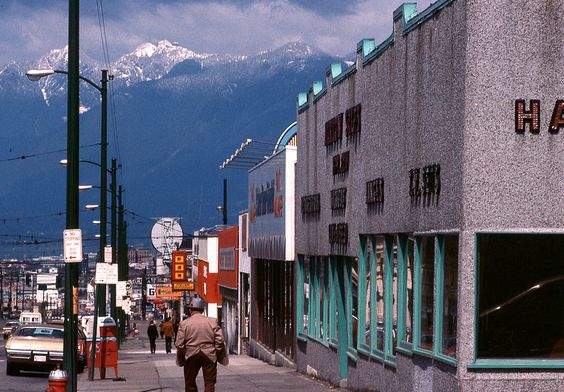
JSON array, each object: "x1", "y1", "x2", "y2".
[{"x1": 63, "y1": 229, "x2": 83, "y2": 263}]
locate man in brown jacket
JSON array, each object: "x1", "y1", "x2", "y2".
[
  {"x1": 161, "y1": 317, "x2": 175, "y2": 354},
  {"x1": 175, "y1": 297, "x2": 224, "y2": 392}
]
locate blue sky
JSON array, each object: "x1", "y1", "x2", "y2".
[{"x1": 0, "y1": 0, "x2": 433, "y2": 66}]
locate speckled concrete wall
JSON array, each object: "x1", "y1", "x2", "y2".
[{"x1": 295, "y1": 0, "x2": 564, "y2": 390}]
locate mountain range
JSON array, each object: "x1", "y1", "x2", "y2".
[{"x1": 0, "y1": 40, "x2": 341, "y2": 257}]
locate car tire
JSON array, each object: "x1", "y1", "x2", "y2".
[{"x1": 6, "y1": 362, "x2": 19, "y2": 376}]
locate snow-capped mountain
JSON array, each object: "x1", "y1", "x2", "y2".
[
  {"x1": 0, "y1": 40, "x2": 340, "y2": 256},
  {"x1": 112, "y1": 40, "x2": 218, "y2": 86}
]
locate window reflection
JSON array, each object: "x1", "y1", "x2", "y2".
[
  {"x1": 392, "y1": 238, "x2": 398, "y2": 356},
  {"x1": 303, "y1": 256, "x2": 310, "y2": 335},
  {"x1": 365, "y1": 238, "x2": 372, "y2": 347},
  {"x1": 351, "y1": 256, "x2": 359, "y2": 349},
  {"x1": 442, "y1": 236, "x2": 458, "y2": 357},
  {"x1": 419, "y1": 237, "x2": 434, "y2": 351},
  {"x1": 478, "y1": 234, "x2": 564, "y2": 359},
  {"x1": 375, "y1": 237, "x2": 385, "y2": 352},
  {"x1": 406, "y1": 237, "x2": 415, "y2": 344}
]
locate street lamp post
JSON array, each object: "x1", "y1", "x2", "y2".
[
  {"x1": 26, "y1": 65, "x2": 110, "y2": 388},
  {"x1": 66, "y1": 1, "x2": 79, "y2": 389}
]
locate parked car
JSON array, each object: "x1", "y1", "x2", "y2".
[
  {"x1": 2, "y1": 321, "x2": 20, "y2": 339},
  {"x1": 5, "y1": 323, "x2": 86, "y2": 376}
]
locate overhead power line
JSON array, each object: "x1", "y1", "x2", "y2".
[{"x1": 0, "y1": 143, "x2": 101, "y2": 163}]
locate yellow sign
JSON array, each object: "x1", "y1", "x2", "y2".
[
  {"x1": 172, "y1": 281, "x2": 194, "y2": 291},
  {"x1": 155, "y1": 285, "x2": 183, "y2": 298}
]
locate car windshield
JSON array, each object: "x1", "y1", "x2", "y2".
[{"x1": 14, "y1": 327, "x2": 64, "y2": 339}]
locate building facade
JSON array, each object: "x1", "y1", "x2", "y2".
[
  {"x1": 295, "y1": 0, "x2": 563, "y2": 391},
  {"x1": 248, "y1": 124, "x2": 297, "y2": 366},
  {"x1": 218, "y1": 226, "x2": 239, "y2": 353}
]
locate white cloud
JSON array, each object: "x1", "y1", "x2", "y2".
[{"x1": 0, "y1": 0, "x2": 434, "y2": 66}]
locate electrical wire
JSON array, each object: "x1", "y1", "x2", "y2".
[{"x1": 0, "y1": 143, "x2": 101, "y2": 163}]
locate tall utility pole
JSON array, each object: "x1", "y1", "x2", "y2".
[{"x1": 64, "y1": 0, "x2": 80, "y2": 390}]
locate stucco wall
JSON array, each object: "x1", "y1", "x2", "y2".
[{"x1": 296, "y1": 0, "x2": 466, "y2": 259}]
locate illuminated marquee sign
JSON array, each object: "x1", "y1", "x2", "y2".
[{"x1": 515, "y1": 99, "x2": 563, "y2": 134}]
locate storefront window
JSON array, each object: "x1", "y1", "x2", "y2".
[
  {"x1": 375, "y1": 237, "x2": 385, "y2": 352},
  {"x1": 418, "y1": 236, "x2": 435, "y2": 351},
  {"x1": 391, "y1": 238, "x2": 398, "y2": 356},
  {"x1": 477, "y1": 234, "x2": 564, "y2": 359},
  {"x1": 441, "y1": 236, "x2": 458, "y2": 357},
  {"x1": 319, "y1": 259, "x2": 326, "y2": 340},
  {"x1": 365, "y1": 238, "x2": 372, "y2": 347},
  {"x1": 406, "y1": 237, "x2": 415, "y2": 344},
  {"x1": 348, "y1": 256, "x2": 359, "y2": 350},
  {"x1": 302, "y1": 256, "x2": 310, "y2": 335}
]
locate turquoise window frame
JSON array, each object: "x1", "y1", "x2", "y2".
[
  {"x1": 346, "y1": 256, "x2": 358, "y2": 360},
  {"x1": 329, "y1": 256, "x2": 338, "y2": 347},
  {"x1": 413, "y1": 235, "x2": 458, "y2": 366},
  {"x1": 357, "y1": 236, "x2": 371, "y2": 355},
  {"x1": 396, "y1": 235, "x2": 413, "y2": 355},
  {"x1": 383, "y1": 236, "x2": 397, "y2": 366},
  {"x1": 322, "y1": 257, "x2": 329, "y2": 343},
  {"x1": 311, "y1": 256, "x2": 320, "y2": 339},
  {"x1": 296, "y1": 254, "x2": 308, "y2": 341},
  {"x1": 370, "y1": 236, "x2": 386, "y2": 360},
  {"x1": 468, "y1": 232, "x2": 564, "y2": 370}
]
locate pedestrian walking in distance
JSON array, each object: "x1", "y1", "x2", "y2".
[
  {"x1": 175, "y1": 297, "x2": 226, "y2": 392},
  {"x1": 147, "y1": 320, "x2": 158, "y2": 354},
  {"x1": 162, "y1": 317, "x2": 175, "y2": 354}
]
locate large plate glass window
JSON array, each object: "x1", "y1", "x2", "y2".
[{"x1": 476, "y1": 233, "x2": 564, "y2": 360}]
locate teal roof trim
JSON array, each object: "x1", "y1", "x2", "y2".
[
  {"x1": 332, "y1": 62, "x2": 357, "y2": 87},
  {"x1": 297, "y1": 0, "x2": 457, "y2": 113},
  {"x1": 297, "y1": 91, "x2": 309, "y2": 112},
  {"x1": 327, "y1": 63, "x2": 343, "y2": 80},
  {"x1": 312, "y1": 80, "x2": 323, "y2": 96},
  {"x1": 402, "y1": 0, "x2": 455, "y2": 34},
  {"x1": 357, "y1": 39, "x2": 376, "y2": 58}
]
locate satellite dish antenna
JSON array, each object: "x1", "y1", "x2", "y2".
[{"x1": 151, "y1": 218, "x2": 183, "y2": 263}]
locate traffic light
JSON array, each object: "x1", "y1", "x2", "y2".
[{"x1": 25, "y1": 272, "x2": 31, "y2": 286}]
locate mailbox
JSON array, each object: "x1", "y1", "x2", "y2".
[{"x1": 87, "y1": 316, "x2": 119, "y2": 379}]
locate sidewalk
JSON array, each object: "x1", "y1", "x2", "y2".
[{"x1": 78, "y1": 328, "x2": 340, "y2": 391}]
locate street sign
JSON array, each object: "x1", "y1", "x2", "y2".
[
  {"x1": 172, "y1": 281, "x2": 194, "y2": 291},
  {"x1": 155, "y1": 285, "x2": 182, "y2": 299},
  {"x1": 95, "y1": 263, "x2": 108, "y2": 284},
  {"x1": 106, "y1": 264, "x2": 118, "y2": 284},
  {"x1": 104, "y1": 246, "x2": 112, "y2": 263},
  {"x1": 63, "y1": 229, "x2": 83, "y2": 263},
  {"x1": 116, "y1": 281, "x2": 127, "y2": 297},
  {"x1": 125, "y1": 281, "x2": 132, "y2": 296}
]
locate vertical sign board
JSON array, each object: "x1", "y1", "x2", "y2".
[
  {"x1": 171, "y1": 250, "x2": 190, "y2": 291},
  {"x1": 63, "y1": 229, "x2": 83, "y2": 263},
  {"x1": 95, "y1": 263, "x2": 108, "y2": 284},
  {"x1": 104, "y1": 246, "x2": 112, "y2": 263},
  {"x1": 106, "y1": 264, "x2": 118, "y2": 284}
]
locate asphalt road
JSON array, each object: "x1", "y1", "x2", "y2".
[{"x1": 0, "y1": 320, "x2": 61, "y2": 392}]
